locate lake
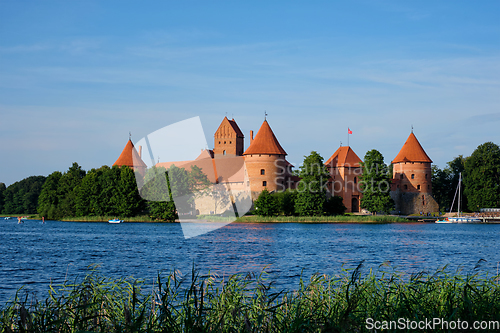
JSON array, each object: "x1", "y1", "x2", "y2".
[{"x1": 1, "y1": 219, "x2": 500, "y2": 305}]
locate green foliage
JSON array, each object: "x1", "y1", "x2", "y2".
[
  {"x1": 433, "y1": 156, "x2": 472, "y2": 213},
  {"x1": 295, "y1": 151, "x2": 329, "y2": 216},
  {"x1": 359, "y1": 149, "x2": 394, "y2": 214},
  {"x1": 464, "y1": 142, "x2": 500, "y2": 210},
  {"x1": 1, "y1": 176, "x2": 46, "y2": 215},
  {"x1": 57, "y1": 163, "x2": 86, "y2": 217},
  {"x1": 273, "y1": 189, "x2": 296, "y2": 216},
  {"x1": 37, "y1": 171, "x2": 63, "y2": 219},
  {"x1": 3, "y1": 265, "x2": 500, "y2": 332},
  {"x1": 324, "y1": 195, "x2": 347, "y2": 216},
  {"x1": 254, "y1": 188, "x2": 279, "y2": 216},
  {"x1": 0, "y1": 182, "x2": 5, "y2": 213}
]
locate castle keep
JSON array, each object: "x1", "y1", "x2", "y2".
[{"x1": 114, "y1": 117, "x2": 438, "y2": 215}]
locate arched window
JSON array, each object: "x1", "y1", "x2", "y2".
[
  {"x1": 223, "y1": 150, "x2": 226, "y2": 155},
  {"x1": 354, "y1": 176, "x2": 357, "y2": 184},
  {"x1": 411, "y1": 174, "x2": 415, "y2": 179},
  {"x1": 262, "y1": 181, "x2": 267, "y2": 187},
  {"x1": 260, "y1": 169, "x2": 265, "y2": 175},
  {"x1": 417, "y1": 185, "x2": 420, "y2": 190}
]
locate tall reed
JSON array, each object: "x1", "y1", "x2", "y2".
[{"x1": 2, "y1": 263, "x2": 500, "y2": 332}]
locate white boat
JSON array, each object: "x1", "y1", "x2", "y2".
[
  {"x1": 435, "y1": 172, "x2": 482, "y2": 224},
  {"x1": 108, "y1": 219, "x2": 123, "y2": 224}
]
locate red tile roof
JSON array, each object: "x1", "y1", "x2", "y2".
[
  {"x1": 243, "y1": 120, "x2": 287, "y2": 155},
  {"x1": 113, "y1": 140, "x2": 147, "y2": 168},
  {"x1": 392, "y1": 132, "x2": 432, "y2": 164},
  {"x1": 215, "y1": 116, "x2": 244, "y2": 138},
  {"x1": 325, "y1": 146, "x2": 362, "y2": 168}
]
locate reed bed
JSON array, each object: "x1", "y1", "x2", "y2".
[
  {"x1": 2, "y1": 264, "x2": 500, "y2": 332},
  {"x1": 236, "y1": 215, "x2": 408, "y2": 223}
]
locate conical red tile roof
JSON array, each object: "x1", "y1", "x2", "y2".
[
  {"x1": 243, "y1": 120, "x2": 287, "y2": 155},
  {"x1": 113, "y1": 140, "x2": 147, "y2": 168},
  {"x1": 392, "y1": 132, "x2": 432, "y2": 164},
  {"x1": 325, "y1": 146, "x2": 362, "y2": 167}
]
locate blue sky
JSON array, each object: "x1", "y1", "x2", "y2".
[{"x1": 1, "y1": 1, "x2": 499, "y2": 186}]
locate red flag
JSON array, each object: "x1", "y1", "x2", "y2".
[{"x1": 348, "y1": 128, "x2": 352, "y2": 135}]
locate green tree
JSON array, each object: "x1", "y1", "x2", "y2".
[
  {"x1": 0, "y1": 182, "x2": 5, "y2": 213},
  {"x1": 273, "y1": 189, "x2": 296, "y2": 216},
  {"x1": 431, "y1": 165, "x2": 451, "y2": 212},
  {"x1": 37, "y1": 171, "x2": 63, "y2": 219},
  {"x1": 116, "y1": 166, "x2": 145, "y2": 217},
  {"x1": 324, "y1": 195, "x2": 347, "y2": 216},
  {"x1": 57, "y1": 163, "x2": 86, "y2": 217},
  {"x1": 295, "y1": 151, "x2": 329, "y2": 216},
  {"x1": 464, "y1": 142, "x2": 500, "y2": 210},
  {"x1": 359, "y1": 149, "x2": 394, "y2": 214},
  {"x1": 141, "y1": 167, "x2": 177, "y2": 221},
  {"x1": 2, "y1": 176, "x2": 46, "y2": 214},
  {"x1": 254, "y1": 188, "x2": 279, "y2": 216}
]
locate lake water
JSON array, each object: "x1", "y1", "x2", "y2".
[{"x1": 1, "y1": 219, "x2": 500, "y2": 305}]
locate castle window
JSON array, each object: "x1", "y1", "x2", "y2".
[
  {"x1": 417, "y1": 185, "x2": 420, "y2": 190},
  {"x1": 425, "y1": 174, "x2": 428, "y2": 179},
  {"x1": 262, "y1": 181, "x2": 267, "y2": 187},
  {"x1": 230, "y1": 141, "x2": 232, "y2": 144},
  {"x1": 224, "y1": 141, "x2": 226, "y2": 144},
  {"x1": 223, "y1": 150, "x2": 226, "y2": 155},
  {"x1": 354, "y1": 177, "x2": 357, "y2": 184},
  {"x1": 411, "y1": 174, "x2": 415, "y2": 179},
  {"x1": 400, "y1": 174, "x2": 404, "y2": 179},
  {"x1": 219, "y1": 141, "x2": 221, "y2": 144},
  {"x1": 404, "y1": 184, "x2": 408, "y2": 190},
  {"x1": 260, "y1": 169, "x2": 265, "y2": 175}
]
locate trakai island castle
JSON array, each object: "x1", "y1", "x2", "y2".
[{"x1": 114, "y1": 117, "x2": 438, "y2": 215}]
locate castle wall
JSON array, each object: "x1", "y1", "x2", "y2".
[
  {"x1": 392, "y1": 162, "x2": 432, "y2": 193},
  {"x1": 244, "y1": 154, "x2": 288, "y2": 194},
  {"x1": 391, "y1": 190, "x2": 439, "y2": 215}
]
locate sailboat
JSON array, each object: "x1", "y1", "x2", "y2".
[{"x1": 436, "y1": 173, "x2": 481, "y2": 223}]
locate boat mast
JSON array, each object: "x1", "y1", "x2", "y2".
[{"x1": 458, "y1": 172, "x2": 462, "y2": 217}]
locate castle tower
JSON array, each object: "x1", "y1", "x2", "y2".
[
  {"x1": 113, "y1": 139, "x2": 147, "y2": 175},
  {"x1": 325, "y1": 146, "x2": 363, "y2": 213},
  {"x1": 391, "y1": 132, "x2": 438, "y2": 214},
  {"x1": 243, "y1": 120, "x2": 288, "y2": 195},
  {"x1": 213, "y1": 116, "x2": 244, "y2": 157}
]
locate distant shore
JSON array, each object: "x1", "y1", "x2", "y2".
[{"x1": 50, "y1": 214, "x2": 413, "y2": 223}]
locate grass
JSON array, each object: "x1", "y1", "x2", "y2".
[
  {"x1": 60, "y1": 215, "x2": 160, "y2": 222},
  {"x1": 235, "y1": 215, "x2": 409, "y2": 223},
  {"x1": 54, "y1": 214, "x2": 409, "y2": 223},
  {"x1": 2, "y1": 264, "x2": 500, "y2": 332}
]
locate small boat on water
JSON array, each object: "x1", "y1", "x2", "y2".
[
  {"x1": 108, "y1": 219, "x2": 123, "y2": 224},
  {"x1": 435, "y1": 172, "x2": 482, "y2": 224}
]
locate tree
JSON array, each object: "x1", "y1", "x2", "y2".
[
  {"x1": 57, "y1": 163, "x2": 86, "y2": 217},
  {"x1": 38, "y1": 171, "x2": 63, "y2": 219},
  {"x1": 0, "y1": 182, "x2": 5, "y2": 213},
  {"x1": 295, "y1": 151, "x2": 329, "y2": 216},
  {"x1": 2, "y1": 176, "x2": 46, "y2": 214},
  {"x1": 274, "y1": 189, "x2": 296, "y2": 216},
  {"x1": 464, "y1": 142, "x2": 500, "y2": 211},
  {"x1": 359, "y1": 149, "x2": 394, "y2": 214},
  {"x1": 324, "y1": 195, "x2": 347, "y2": 216},
  {"x1": 254, "y1": 188, "x2": 279, "y2": 216},
  {"x1": 116, "y1": 166, "x2": 146, "y2": 217},
  {"x1": 431, "y1": 165, "x2": 451, "y2": 212},
  {"x1": 141, "y1": 166, "x2": 177, "y2": 221}
]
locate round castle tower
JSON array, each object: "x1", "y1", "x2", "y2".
[
  {"x1": 243, "y1": 120, "x2": 288, "y2": 195},
  {"x1": 391, "y1": 132, "x2": 438, "y2": 214}
]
